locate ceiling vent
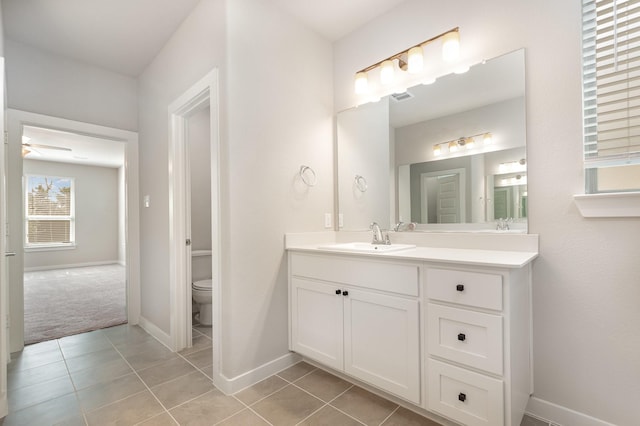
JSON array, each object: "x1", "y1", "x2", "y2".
[{"x1": 391, "y1": 91, "x2": 414, "y2": 102}]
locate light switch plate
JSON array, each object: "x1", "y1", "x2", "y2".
[{"x1": 324, "y1": 213, "x2": 332, "y2": 228}]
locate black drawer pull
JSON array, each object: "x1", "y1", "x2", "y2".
[
  {"x1": 335, "y1": 289, "x2": 342, "y2": 295},
  {"x1": 456, "y1": 284, "x2": 465, "y2": 292},
  {"x1": 457, "y1": 333, "x2": 466, "y2": 342},
  {"x1": 458, "y1": 392, "x2": 466, "y2": 402},
  {"x1": 342, "y1": 290, "x2": 349, "y2": 296}
]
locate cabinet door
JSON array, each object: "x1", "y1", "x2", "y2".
[
  {"x1": 343, "y1": 289, "x2": 420, "y2": 404},
  {"x1": 290, "y1": 278, "x2": 343, "y2": 371}
]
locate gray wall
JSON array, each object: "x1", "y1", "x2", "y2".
[
  {"x1": 23, "y1": 160, "x2": 119, "y2": 269},
  {"x1": 188, "y1": 106, "x2": 212, "y2": 252},
  {"x1": 334, "y1": 1, "x2": 640, "y2": 425}
]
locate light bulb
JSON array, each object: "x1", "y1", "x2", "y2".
[
  {"x1": 354, "y1": 72, "x2": 369, "y2": 94},
  {"x1": 433, "y1": 145, "x2": 442, "y2": 156},
  {"x1": 380, "y1": 60, "x2": 394, "y2": 85},
  {"x1": 407, "y1": 46, "x2": 424, "y2": 74},
  {"x1": 448, "y1": 141, "x2": 459, "y2": 153},
  {"x1": 465, "y1": 137, "x2": 475, "y2": 149},
  {"x1": 442, "y1": 31, "x2": 460, "y2": 62},
  {"x1": 483, "y1": 133, "x2": 493, "y2": 144}
]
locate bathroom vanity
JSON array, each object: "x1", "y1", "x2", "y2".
[{"x1": 286, "y1": 232, "x2": 537, "y2": 426}]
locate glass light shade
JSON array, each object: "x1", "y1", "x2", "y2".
[
  {"x1": 380, "y1": 60, "x2": 395, "y2": 85},
  {"x1": 442, "y1": 31, "x2": 460, "y2": 62},
  {"x1": 483, "y1": 133, "x2": 493, "y2": 144},
  {"x1": 407, "y1": 46, "x2": 424, "y2": 73},
  {"x1": 465, "y1": 137, "x2": 475, "y2": 149},
  {"x1": 433, "y1": 145, "x2": 442, "y2": 156},
  {"x1": 354, "y1": 72, "x2": 369, "y2": 94},
  {"x1": 448, "y1": 141, "x2": 459, "y2": 152}
]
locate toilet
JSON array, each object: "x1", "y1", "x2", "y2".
[{"x1": 192, "y1": 250, "x2": 213, "y2": 326}]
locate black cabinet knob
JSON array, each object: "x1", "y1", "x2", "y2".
[
  {"x1": 458, "y1": 333, "x2": 466, "y2": 342},
  {"x1": 342, "y1": 290, "x2": 349, "y2": 296},
  {"x1": 335, "y1": 289, "x2": 342, "y2": 295},
  {"x1": 456, "y1": 284, "x2": 465, "y2": 292},
  {"x1": 458, "y1": 392, "x2": 466, "y2": 402}
]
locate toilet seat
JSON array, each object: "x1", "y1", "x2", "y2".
[{"x1": 193, "y1": 279, "x2": 212, "y2": 290}]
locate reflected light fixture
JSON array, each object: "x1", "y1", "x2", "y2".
[
  {"x1": 432, "y1": 132, "x2": 493, "y2": 157},
  {"x1": 354, "y1": 27, "x2": 460, "y2": 94}
]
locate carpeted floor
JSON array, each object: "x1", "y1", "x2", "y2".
[{"x1": 23, "y1": 264, "x2": 127, "y2": 345}]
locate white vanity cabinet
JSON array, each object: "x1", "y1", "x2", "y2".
[
  {"x1": 289, "y1": 252, "x2": 421, "y2": 404},
  {"x1": 425, "y1": 265, "x2": 531, "y2": 426}
]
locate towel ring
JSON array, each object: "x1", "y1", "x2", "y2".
[
  {"x1": 299, "y1": 165, "x2": 317, "y2": 187},
  {"x1": 354, "y1": 175, "x2": 368, "y2": 192}
]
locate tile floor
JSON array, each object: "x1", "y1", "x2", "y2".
[{"x1": 3, "y1": 324, "x2": 551, "y2": 426}]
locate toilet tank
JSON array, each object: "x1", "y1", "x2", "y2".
[{"x1": 192, "y1": 250, "x2": 212, "y2": 281}]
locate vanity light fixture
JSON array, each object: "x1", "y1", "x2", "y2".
[
  {"x1": 432, "y1": 132, "x2": 493, "y2": 157},
  {"x1": 353, "y1": 27, "x2": 460, "y2": 94}
]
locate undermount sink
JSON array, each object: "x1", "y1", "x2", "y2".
[{"x1": 318, "y1": 242, "x2": 417, "y2": 253}]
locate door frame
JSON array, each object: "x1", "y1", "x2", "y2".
[
  {"x1": 6, "y1": 109, "x2": 140, "y2": 352},
  {"x1": 168, "y1": 69, "x2": 221, "y2": 380}
]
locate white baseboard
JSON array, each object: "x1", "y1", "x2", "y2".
[
  {"x1": 526, "y1": 397, "x2": 618, "y2": 426},
  {"x1": 137, "y1": 316, "x2": 173, "y2": 351},
  {"x1": 24, "y1": 260, "x2": 121, "y2": 272},
  {"x1": 213, "y1": 352, "x2": 302, "y2": 395}
]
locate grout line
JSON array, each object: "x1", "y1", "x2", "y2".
[{"x1": 378, "y1": 405, "x2": 400, "y2": 425}]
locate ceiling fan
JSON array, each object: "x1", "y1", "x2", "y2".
[{"x1": 22, "y1": 138, "x2": 72, "y2": 157}]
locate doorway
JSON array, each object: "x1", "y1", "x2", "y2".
[
  {"x1": 168, "y1": 69, "x2": 221, "y2": 389},
  {"x1": 6, "y1": 110, "x2": 140, "y2": 353}
]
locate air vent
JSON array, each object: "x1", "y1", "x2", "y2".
[{"x1": 391, "y1": 91, "x2": 414, "y2": 102}]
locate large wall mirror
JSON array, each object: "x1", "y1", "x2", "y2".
[{"x1": 337, "y1": 48, "x2": 527, "y2": 233}]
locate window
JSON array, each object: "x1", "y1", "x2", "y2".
[
  {"x1": 25, "y1": 175, "x2": 75, "y2": 248},
  {"x1": 582, "y1": 0, "x2": 640, "y2": 193}
]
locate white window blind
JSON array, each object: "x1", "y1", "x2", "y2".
[
  {"x1": 25, "y1": 175, "x2": 75, "y2": 247},
  {"x1": 583, "y1": 0, "x2": 640, "y2": 193}
]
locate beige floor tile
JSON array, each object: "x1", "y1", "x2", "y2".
[
  {"x1": 169, "y1": 389, "x2": 244, "y2": 426},
  {"x1": 277, "y1": 361, "x2": 316, "y2": 382},
  {"x1": 120, "y1": 342, "x2": 178, "y2": 371},
  {"x1": 76, "y1": 373, "x2": 146, "y2": 412},
  {"x1": 381, "y1": 407, "x2": 441, "y2": 425},
  {"x1": 150, "y1": 371, "x2": 215, "y2": 409},
  {"x1": 8, "y1": 375, "x2": 75, "y2": 412},
  {"x1": 137, "y1": 412, "x2": 178, "y2": 425},
  {"x1": 137, "y1": 357, "x2": 196, "y2": 388},
  {"x1": 7, "y1": 360, "x2": 69, "y2": 391},
  {"x1": 8, "y1": 345, "x2": 64, "y2": 372},
  {"x1": 116, "y1": 338, "x2": 172, "y2": 358},
  {"x1": 193, "y1": 325, "x2": 212, "y2": 338},
  {"x1": 70, "y1": 357, "x2": 133, "y2": 390},
  {"x1": 182, "y1": 347, "x2": 213, "y2": 369},
  {"x1": 18, "y1": 339, "x2": 60, "y2": 356},
  {"x1": 294, "y1": 368, "x2": 352, "y2": 402},
  {"x1": 299, "y1": 405, "x2": 364, "y2": 426},
  {"x1": 200, "y1": 364, "x2": 214, "y2": 379},
  {"x1": 216, "y1": 408, "x2": 270, "y2": 425},
  {"x1": 179, "y1": 334, "x2": 213, "y2": 356},
  {"x1": 85, "y1": 390, "x2": 164, "y2": 425},
  {"x1": 2, "y1": 393, "x2": 83, "y2": 426},
  {"x1": 252, "y1": 384, "x2": 324, "y2": 426},
  {"x1": 521, "y1": 415, "x2": 550, "y2": 426},
  {"x1": 235, "y1": 375, "x2": 288, "y2": 406},
  {"x1": 59, "y1": 336, "x2": 113, "y2": 359},
  {"x1": 331, "y1": 387, "x2": 398, "y2": 426},
  {"x1": 103, "y1": 324, "x2": 154, "y2": 346},
  {"x1": 64, "y1": 347, "x2": 123, "y2": 373},
  {"x1": 53, "y1": 414, "x2": 88, "y2": 426}
]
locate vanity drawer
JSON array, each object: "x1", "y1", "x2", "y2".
[
  {"x1": 290, "y1": 253, "x2": 419, "y2": 296},
  {"x1": 427, "y1": 303, "x2": 503, "y2": 375},
  {"x1": 428, "y1": 359, "x2": 504, "y2": 426},
  {"x1": 427, "y1": 268, "x2": 502, "y2": 311}
]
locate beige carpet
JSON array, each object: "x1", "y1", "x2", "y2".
[{"x1": 24, "y1": 264, "x2": 127, "y2": 345}]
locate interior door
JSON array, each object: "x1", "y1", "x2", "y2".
[
  {"x1": 0, "y1": 56, "x2": 9, "y2": 418},
  {"x1": 437, "y1": 174, "x2": 461, "y2": 223}
]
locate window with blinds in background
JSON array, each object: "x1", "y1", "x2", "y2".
[
  {"x1": 25, "y1": 175, "x2": 75, "y2": 247},
  {"x1": 583, "y1": 0, "x2": 640, "y2": 193}
]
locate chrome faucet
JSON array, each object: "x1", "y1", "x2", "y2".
[
  {"x1": 370, "y1": 222, "x2": 390, "y2": 245},
  {"x1": 496, "y1": 218, "x2": 512, "y2": 231}
]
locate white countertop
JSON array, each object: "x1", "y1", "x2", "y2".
[{"x1": 285, "y1": 232, "x2": 539, "y2": 269}]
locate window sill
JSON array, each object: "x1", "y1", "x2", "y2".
[
  {"x1": 25, "y1": 244, "x2": 77, "y2": 253},
  {"x1": 574, "y1": 192, "x2": 640, "y2": 218}
]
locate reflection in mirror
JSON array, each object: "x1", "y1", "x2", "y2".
[{"x1": 337, "y1": 49, "x2": 527, "y2": 232}]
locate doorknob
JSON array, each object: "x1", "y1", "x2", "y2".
[
  {"x1": 5, "y1": 252, "x2": 16, "y2": 257},
  {"x1": 186, "y1": 239, "x2": 191, "y2": 246}
]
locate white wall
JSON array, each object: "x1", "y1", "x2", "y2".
[
  {"x1": 23, "y1": 160, "x2": 119, "y2": 269},
  {"x1": 137, "y1": 0, "x2": 333, "y2": 380},
  {"x1": 4, "y1": 40, "x2": 137, "y2": 131},
  {"x1": 334, "y1": 1, "x2": 640, "y2": 425},
  {"x1": 118, "y1": 166, "x2": 125, "y2": 264}
]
